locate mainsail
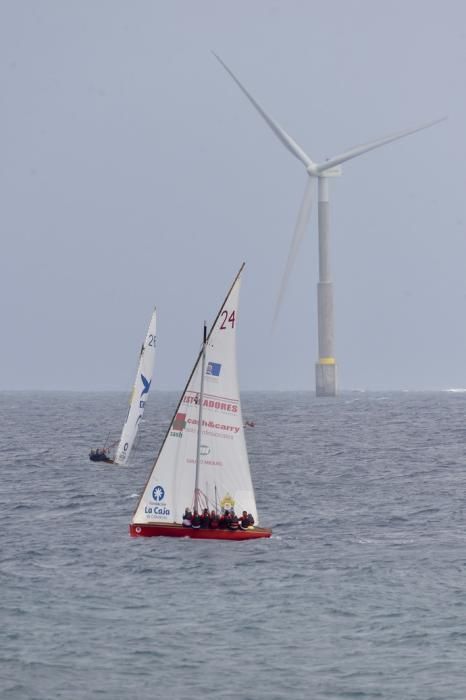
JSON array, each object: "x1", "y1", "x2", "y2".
[
  {"x1": 114, "y1": 308, "x2": 157, "y2": 465},
  {"x1": 132, "y1": 264, "x2": 258, "y2": 525}
]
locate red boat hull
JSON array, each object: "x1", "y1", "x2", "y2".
[{"x1": 129, "y1": 522, "x2": 272, "y2": 540}]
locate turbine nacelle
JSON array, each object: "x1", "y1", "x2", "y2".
[{"x1": 308, "y1": 164, "x2": 342, "y2": 177}]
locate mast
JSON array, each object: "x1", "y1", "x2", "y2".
[{"x1": 193, "y1": 322, "x2": 207, "y2": 512}]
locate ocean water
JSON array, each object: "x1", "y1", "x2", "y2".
[{"x1": 2, "y1": 390, "x2": 466, "y2": 699}]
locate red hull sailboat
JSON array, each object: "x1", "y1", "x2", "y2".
[
  {"x1": 129, "y1": 523, "x2": 271, "y2": 540},
  {"x1": 129, "y1": 264, "x2": 271, "y2": 541}
]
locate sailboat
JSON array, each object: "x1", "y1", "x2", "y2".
[
  {"x1": 129, "y1": 264, "x2": 271, "y2": 540},
  {"x1": 89, "y1": 307, "x2": 157, "y2": 465}
]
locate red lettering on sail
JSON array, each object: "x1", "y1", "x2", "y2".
[{"x1": 220, "y1": 309, "x2": 236, "y2": 329}]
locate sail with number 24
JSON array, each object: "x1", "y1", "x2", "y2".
[{"x1": 129, "y1": 264, "x2": 271, "y2": 540}]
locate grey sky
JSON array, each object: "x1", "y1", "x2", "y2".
[{"x1": 1, "y1": 1, "x2": 464, "y2": 391}]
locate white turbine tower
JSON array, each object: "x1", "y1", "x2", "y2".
[{"x1": 213, "y1": 52, "x2": 445, "y2": 396}]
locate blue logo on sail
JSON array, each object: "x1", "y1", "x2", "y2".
[
  {"x1": 140, "y1": 374, "x2": 151, "y2": 397},
  {"x1": 206, "y1": 362, "x2": 221, "y2": 377},
  {"x1": 152, "y1": 485, "x2": 165, "y2": 502}
]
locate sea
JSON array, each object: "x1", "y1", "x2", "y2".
[{"x1": 2, "y1": 390, "x2": 466, "y2": 700}]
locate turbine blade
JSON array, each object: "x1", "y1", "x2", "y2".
[
  {"x1": 273, "y1": 176, "x2": 314, "y2": 325},
  {"x1": 212, "y1": 51, "x2": 314, "y2": 169},
  {"x1": 316, "y1": 117, "x2": 447, "y2": 173}
]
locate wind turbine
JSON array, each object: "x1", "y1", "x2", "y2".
[{"x1": 213, "y1": 52, "x2": 445, "y2": 396}]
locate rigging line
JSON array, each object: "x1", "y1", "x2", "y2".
[{"x1": 103, "y1": 430, "x2": 111, "y2": 450}]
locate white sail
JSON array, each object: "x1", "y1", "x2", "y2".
[
  {"x1": 132, "y1": 265, "x2": 259, "y2": 525},
  {"x1": 114, "y1": 308, "x2": 157, "y2": 466}
]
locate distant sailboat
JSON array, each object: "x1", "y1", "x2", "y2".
[
  {"x1": 89, "y1": 308, "x2": 157, "y2": 465},
  {"x1": 129, "y1": 265, "x2": 271, "y2": 540}
]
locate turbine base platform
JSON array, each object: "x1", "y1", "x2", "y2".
[{"x1": 316, "y1": 360, "x2": 337, "y2": 397}]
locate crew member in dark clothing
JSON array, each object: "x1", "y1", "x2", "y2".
[
  {"x1": 229, "y1": 512, "x2": 239, "y2": 531},
  {"x1": 240, "y1": 510, "x2": 250, "y2": 529},
  {"x1": 210, "y1": 510, "x2": 219, "y2": 529},
  {"x1": 219, "y1": 510, "x2": 230, "y2": 529},
  {"x1": 90, "y1": 448, "x2": 113, "y2": 463},
  {"x1": 200, "y1": 508, "x2": 210, "y2": 529},
  {"x1": 191, "y1": 510, "x2": 201, "y2": 529}
]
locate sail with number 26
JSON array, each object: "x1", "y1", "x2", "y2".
[{"x1": 113, "y1": 308, "x2": 157, "y2": 465}]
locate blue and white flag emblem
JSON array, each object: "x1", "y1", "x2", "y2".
[{"x1": 206, "y1": 362, "x2": 222, "y2": 377}]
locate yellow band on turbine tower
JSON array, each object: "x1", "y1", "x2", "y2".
[{"x1": 318, "y1": 357, "x2": 336, "y2": 365}]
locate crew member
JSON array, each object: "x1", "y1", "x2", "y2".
[{"x1": 191, "y1": 510, "x2": 201, "y2": 529}]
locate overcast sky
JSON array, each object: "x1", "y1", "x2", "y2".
[{"x1": 1, "y1": 1, "x2": 464, "y2": 391}]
